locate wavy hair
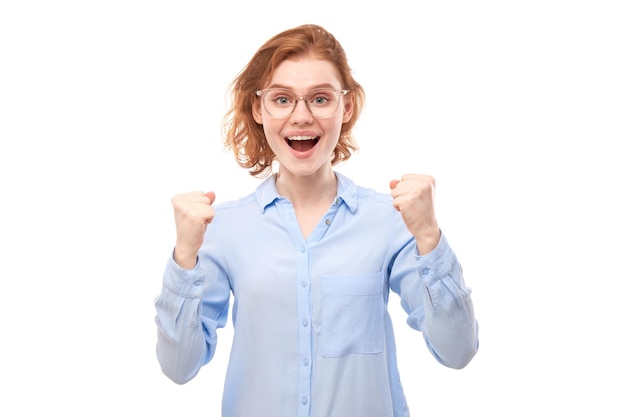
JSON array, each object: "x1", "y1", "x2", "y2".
[{"x1": 222, "y1": 24, "x2": 365, "y2": 178}]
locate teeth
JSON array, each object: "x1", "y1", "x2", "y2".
[{"x1": 287, "y1": 136, "x2": 316, "y2": 141}]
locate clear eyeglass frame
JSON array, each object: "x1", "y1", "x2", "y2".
[{"x1": 255, "y1": 88, "x2": 350, "y2": 119}]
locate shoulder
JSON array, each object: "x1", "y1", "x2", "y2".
[
  {"x1": 356, "y1": 184, "x2": 393, "y2": 204},
  {"x1": 213, "y1": 192, "x2": 258, "y2": 213},
  {"x1": 212, "y1": 175, "x2": 274, "y2": 213},
  {"x1": 336, "y1": 171, "x2": 393, "y2": 207}
]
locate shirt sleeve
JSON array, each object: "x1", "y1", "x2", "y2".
[
  {"x1": 392, "y1": 233, "x2": 479, "y2": 369},
  {"x1": 154, "y1": 250, "x2": 230, "y2": 384}
]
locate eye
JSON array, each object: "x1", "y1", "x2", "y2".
[
  {"x1": 268, "y1": 90, "x2": 295, "y2": 106},
  {"x1": 309, "y1": 90, "x2": 333, "y2": 106},
  {"x1": 313, "y1": 96, "x2": 329, "y2": 104}
]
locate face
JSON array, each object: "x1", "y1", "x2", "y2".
[{"x1": 253, "y1": 56, "x2": 353, "y2": 179}]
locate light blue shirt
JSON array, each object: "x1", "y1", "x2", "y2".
[{"x1": 155, "y1": 172, "x2": 478, "y2": 417}]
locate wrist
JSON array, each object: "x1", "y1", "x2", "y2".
[
  {"x1": 173, "y1": 248, "x2": 198, "y2": 269},
  {"x1": 414, "y1": 227, "x2": 441, "y2": 255}
]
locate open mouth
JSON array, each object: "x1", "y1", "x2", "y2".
[{"x1": 286, "y1": 136, "x2": 320, "y2": 152}]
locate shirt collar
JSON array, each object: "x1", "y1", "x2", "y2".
[
  {"x1": 255, "y1": 174, "x2": 280, "y2": 213},
  {"x1": 335, "y1": 171, "x2": 358, "y2": 213},
  {"x1": 255, "y1": 171, "x2": 358, "y2": 214}
]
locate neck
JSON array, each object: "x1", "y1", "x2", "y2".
[{"x1": 275, "y1": 168, "x2": 337, "y2": 207}]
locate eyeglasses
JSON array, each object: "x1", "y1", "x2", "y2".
[{"x1": 256, "y1": 88, "x2": 349, "y2": 119}]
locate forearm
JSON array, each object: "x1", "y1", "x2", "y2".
[
  {"x1": 154, "y1": 256, "x2": 220, "y2": 384},
  {"x1": 403, "y1": 234, "x2": 479, "y2": 369},
  {"x1": 155, "y1": 285, "x2": 209, "y2": 384},
  {"x1": 421, "y1": 264, "x2": 479, "y2": 369}
]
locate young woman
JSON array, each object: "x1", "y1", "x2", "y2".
[{"x1": 155, "y1": 24, "x2": 479, "y2": 417}]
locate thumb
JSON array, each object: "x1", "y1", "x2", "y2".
[
  {"x1": 205, "y1": 191, "x2": 216, "y2": 204},
  {"x1": 389, "y1": 179, "x2": 400, "y2": 190}
]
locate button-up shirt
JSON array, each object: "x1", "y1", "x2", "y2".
[{"x1": 155, "y1": 172, "x2": 479, "y2": 417}]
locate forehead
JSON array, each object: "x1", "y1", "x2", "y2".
[{"x1": 268, "y1": 57, "x2": 342, "y2": 90}]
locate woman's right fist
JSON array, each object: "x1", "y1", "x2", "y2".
[{"x1": 171, "y1": 191, "x2": 216, "y2": 269}]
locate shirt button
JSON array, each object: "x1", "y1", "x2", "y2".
[
  {"x1": 193, "y1": 280, "x2": 203, "y2": 286},
  {"x1": 335, "y1": 198, "x2": 340, "y2": 205},
  {"x1": 302, "y1": 319, "x2": 309, "y2": 327},
  {"x1": 301, "y1": 281, "x2": 308, "y2": 288},
  {"x1": 301, "y1": 397, "x2": 308, "y2": 405},
  {"x1": 303, "y1": 358, "x2": 309, "y2": 366},
  {"x1": 420, "y1": 267, "x2": 430, "y2": 276},
  {"x1": 325, "y1": 218, "x2": 331, "y2": 225}
]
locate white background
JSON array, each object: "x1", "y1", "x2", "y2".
[{"x1": 1, "y1": 1, "x2": 625, "y2": 415}]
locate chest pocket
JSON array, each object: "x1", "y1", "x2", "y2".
[{"x1": 320, "y1": 272, "x2": 385, "y2": 357}]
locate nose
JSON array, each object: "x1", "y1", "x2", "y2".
[{"x1": 290, "y1": 98, "x2": 313, "y2": 123}]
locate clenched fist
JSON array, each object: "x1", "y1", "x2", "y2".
[
  {"x1": 390, "y1": 174, "x2": 441, "y2": 255},
  {"x1": 171, "y1": 191, "x2": 216, "y2": 269}
]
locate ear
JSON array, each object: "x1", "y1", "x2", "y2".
[
  {"x1": 342, "y1": 95, "x2": 354, "y2": 123},
  {"x1": 253, "y1": 100, "x2": 263, "y2": 124}
]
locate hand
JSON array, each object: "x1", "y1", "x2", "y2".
[
  {"x1": 171, "y1": 191, "x2": 216, "y2": 269},
  {"x1": 390, "y1": 174, "x2": 441, "y2": 254}
]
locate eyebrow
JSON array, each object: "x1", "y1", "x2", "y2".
[{"x1": 265, "y1": 82, "x2": 340, "y2": 91}]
